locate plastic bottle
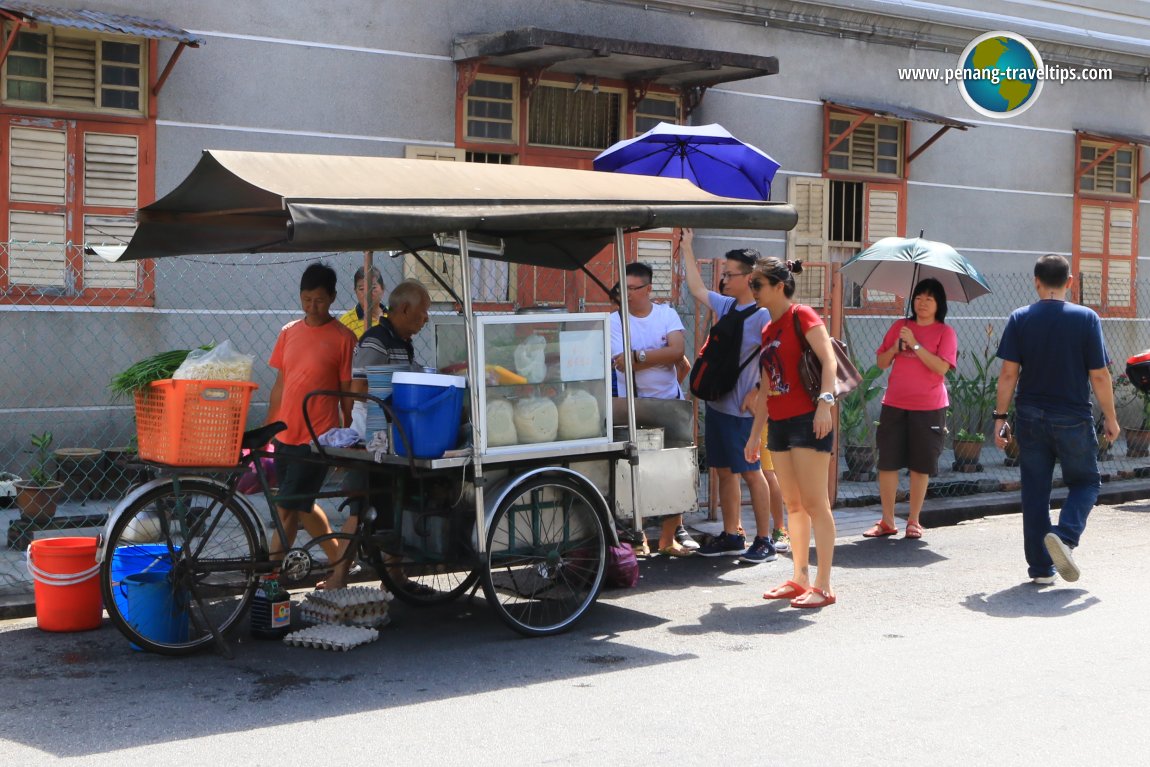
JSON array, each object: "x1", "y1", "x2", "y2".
[{"x1": 249, "y1": 576, "x2": 292, "y2": 639}]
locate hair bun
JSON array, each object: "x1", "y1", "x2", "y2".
[{"x1": 786, "y1": 259, "x2": 804, "y2": 275}]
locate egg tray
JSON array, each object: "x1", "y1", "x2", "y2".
[
  {"x1": 283, "y1": 624, "x2": 380, "y2": 652},
  {"x1": 299, "y1": 602, "x2": 390, "y2": 628},
  {"x1": 298, "y1": 586, "x2": 393, "y2": 628}
]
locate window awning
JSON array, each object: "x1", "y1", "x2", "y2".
[
  {"x1": 825, "y1": 98, "x2": 974, "y2": 167},
  {"x1": 113, "y1": 151, "x2": 798, "y2": 267},
  {"x1": 828, "y1": 98, "x2": 974, "y2": 130},
  {"x1": 0, "y1": 2, "x2": 203, "y2": 45},
  {"x1": 453, "y1": 27, "x2": 777, "y2": 90},
  {"x1": 1077, "y1": 129, "x2": 1150, "y2": 148}
]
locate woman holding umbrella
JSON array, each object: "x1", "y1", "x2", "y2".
[
  {"x1": 744, "y1": 258, "x2": 838, "y2": 608},
  {"x1": 864, "y1": 278, "x2": 958, "y2": 539}
]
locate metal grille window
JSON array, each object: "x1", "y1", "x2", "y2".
[
  {"x1": 828, "y1": 112, "x2": 903, "y2": 177},
  {"x1": 634, "y1": 95, "x2": 678, "y2": 134},
  {"x1": 2, "y1": 27, "x2": 146, "y2": 116},
  {"x1": 528, "y1": 85, "x2": 621, "y2": 150},
  {"x1": 464, "y1": 76, "x2": 517, "y2": 142},
  {"x1": 1079, "y1": 141, "x2": 1136, "y2": 197}
]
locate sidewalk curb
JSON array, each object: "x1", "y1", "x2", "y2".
[{"x1": 4, "y1": 480, "x2": 1150, "y2": 622}]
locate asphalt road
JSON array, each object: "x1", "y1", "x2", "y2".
[{"x1": 1, "y1": 503, "x2": 1148, "y2": 766}]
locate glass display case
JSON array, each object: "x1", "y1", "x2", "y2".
[{"x1": 433, "y1": 313, "x2": 613, "y2": 456}]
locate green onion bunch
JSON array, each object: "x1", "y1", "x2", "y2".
[{"x1": 108, "y1": 345, "x2": 214, "y2": 399}]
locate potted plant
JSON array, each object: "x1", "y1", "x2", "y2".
[
  {"x1": 839, "y1": 361, "x2": 885, "y2": 478},
  {"x1": 946, "y1": 326, "x2": 998, "y2": 471},
  {"x1": 13, "y1": 432, "x2": 64, "y2": 523},
  {"x1": 1113, "y1": 373, "x2": 1150, "y2": 457}
]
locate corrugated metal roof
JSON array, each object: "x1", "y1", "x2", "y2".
[{"x1": 0, "y1": 2, "x2": 202, "y2": 45}]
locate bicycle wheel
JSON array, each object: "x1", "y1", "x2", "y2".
[
  {"x1": 480, "y1": 475, "x2": 606, "y2": 637},
  {"x1": 372, "y1": 548, "x2": 479, "y2": 606},
  {"x1": 100, "y1": 479, "x2": 261, "y2": 655}
]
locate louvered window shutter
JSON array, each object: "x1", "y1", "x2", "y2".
[
  {"x1": 1076, "y1": 201, "x2": 1138, "y2": 312},
  {"x1": 7, "y1": 126, "x2": 67, "y2": 286},
  {"x1": 84, "y1": 132, "x2": 138, "y2": 206},
  {"x1": 786, "y1": 176, "x2": 829, "y2": 264},
  {"x1": 787, "y1": 176, "x2": 830, "y2": 308},
  {"x1": 9, "y1": 126, "x2": 66, "y2": 204},
  {"x1": 862, "y1": 183, "x2": 903, "y2": 303},
  {"x1": 53, "y1": 36, "x2": 97, "y2": 108},
  {"x1": 83, "y1": 216, "x2": 136, "y2": 288},
  {"x1": 636, "y1": 235, "x2": 673, "y2": 300}
]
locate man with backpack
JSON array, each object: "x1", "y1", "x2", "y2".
[{"x1": 683, "y1": 229, "x2": 778, "y2": 563}]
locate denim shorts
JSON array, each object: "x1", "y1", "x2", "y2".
[
  {"x1": 272, "y1": 440, "x2": 329, "y2": 512},
  {"x1": 767, "y1": 411, "x2": 833, "y2": 454},
  {"x1": 704, "y1": 405, "x2": 759, "y2": 473}
]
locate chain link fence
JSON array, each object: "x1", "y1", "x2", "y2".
[{"x1": 3, "y1": 242, "x2": 1148, "y2": 595}]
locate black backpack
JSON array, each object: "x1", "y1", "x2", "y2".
[{"x1": 688, "y1": 304, "x2": 761, "y2": 401}]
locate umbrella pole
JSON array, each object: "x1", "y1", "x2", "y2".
[
  {"x1": 362, "y1": 250, "x2": 374, "y2": 331},
  {"x1": 905, "y1": 263, "x2": 919, "y2": 318}
]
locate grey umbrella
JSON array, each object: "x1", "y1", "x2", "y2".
[{"x1": 839, "y1": 235, "x2": 991, "y2": 304}]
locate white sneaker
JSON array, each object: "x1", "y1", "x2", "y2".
[
  {"x1": 1044, "y1": 533, "x2": 1080, "y2": 583},
  {"x1": 675, "y1": 525, "x2": 700, "y2": 551},
  {"x1": 1031, "y1": 574, "x2": 1056, "y2": 585}
]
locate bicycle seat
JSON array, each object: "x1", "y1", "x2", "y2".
[{"x1": 242, "y1": 422, "x2": 286, "y2": 450}]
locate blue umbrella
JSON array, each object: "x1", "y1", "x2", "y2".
[{"x1": 593, "y1": 122, "x2": 780, "y2": 201}]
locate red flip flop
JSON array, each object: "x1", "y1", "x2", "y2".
[
  {"x1": 862, "y1": 521, "x2": 898, "y2": 538},
  {"x1": 790, "y1": 586, "x2": 836, "y2": 609},
  {"x1": 763, "y1": 580, "x2": 808, "y2": 600}
]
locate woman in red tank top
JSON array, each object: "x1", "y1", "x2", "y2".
[{"x1": 744, "y1": 257, "x2": 839, "y2": 609}]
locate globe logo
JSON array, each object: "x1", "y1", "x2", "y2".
[{"x1": 958, "y1": 31, "x2": 1044, "y2": 118}]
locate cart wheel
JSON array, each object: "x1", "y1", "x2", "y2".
[
  {"x1": 373, "y1": 551, "x2": 479, "y2": 606},
  {"x1": 100, "y1": 479, "x2": 260, "y2": 655},
  {"x1": 480, "y1": 475, "x2": 606, "y2": 637}
]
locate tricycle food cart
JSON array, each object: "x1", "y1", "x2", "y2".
[{"x1": 94, "y1": 152, "x2": 797, "y2": 654}]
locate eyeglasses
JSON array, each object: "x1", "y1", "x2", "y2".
[
  {"x1": 626, "y1": 283, "x2": 650, "y2": 291},
  {"x1": 720, "y1": 271, "x2": 751, "y2": 280}
]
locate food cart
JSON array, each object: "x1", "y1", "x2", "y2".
[{"x1": 95, "y1": 152, "x2": 797, "y2": 653}]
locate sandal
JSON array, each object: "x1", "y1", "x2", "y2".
[
  {"x1": 905, "y1": 521, "x2": 924, "y2": 539},
  {"x1": 862, "y1": 521, "x2": 898, "y2": 538},
  {"x1": 763, "y1": 580, "x2": 808, "y2": 600},
  {"x1": 658, "y1": 543, "x2": 694, "y2": 557},
  {"x1": 790, "y1": 586, "x2": 836, "y2": 609}
]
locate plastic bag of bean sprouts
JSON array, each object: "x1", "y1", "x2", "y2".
[{"x1": 172, "y1": 339, "x2": 254, "y2": 382}]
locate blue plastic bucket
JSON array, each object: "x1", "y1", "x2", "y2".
[
  {"x1": 390, "y1": 372, "x2": 466, "y2": 458},
  {"x1": 109, "y1": 544, "x2": 176, "y2": 619},
  {"x1": 122, "y1": 572, "x2": 189, "y2": 650}
]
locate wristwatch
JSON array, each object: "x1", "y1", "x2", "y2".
[
  {"x1": 636, "y1": 349, "x2": 647, "y2": 363},
  {"x1": 817, "y1": 392, "x2": 835, "y2": 405},
  {"x1": 912, "y1": 343, "x2": 921, "y2": 351}
]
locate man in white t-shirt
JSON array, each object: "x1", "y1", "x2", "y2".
[{"x1": 610, "y1": 262, "x2": 698, "y2": 556}]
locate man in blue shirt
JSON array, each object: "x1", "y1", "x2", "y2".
[{"x1": 994, "y1": 254, "x2": 1120, "y2": 584}]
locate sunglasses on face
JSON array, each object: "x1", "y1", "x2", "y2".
[{"x1": 750, "y1": 277, "x2": 781, "y2": 291}]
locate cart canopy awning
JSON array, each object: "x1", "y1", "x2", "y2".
[{"x1": 116, "y1": 151, "x2": 798, "y2": 268}]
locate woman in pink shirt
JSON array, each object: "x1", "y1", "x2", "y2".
[{"x1": 865, "y1": 278, "x2": 958, "y2": 539}]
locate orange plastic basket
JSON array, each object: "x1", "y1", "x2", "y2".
[{"x1": 134, "y1": 379, "x2": 258, "y2": 467}]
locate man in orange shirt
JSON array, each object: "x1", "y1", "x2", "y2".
[{"x1": 267, "y1": 262, "x2": 358, "y2": 570}]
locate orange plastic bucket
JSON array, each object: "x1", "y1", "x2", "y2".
[{"x1": 26, "y1": 537, "x2": 102, "y2": 632}]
